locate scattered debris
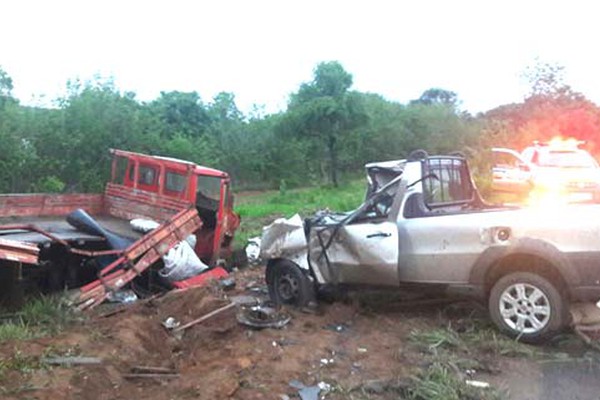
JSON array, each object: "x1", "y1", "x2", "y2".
[
  {"x1": 162, "y1": 317, "x2": 180, "y2": 330},
  {"x1": 465, "y1": 380, "x2": 490, "y2": 388},
  {"x1": 41, "y1": 356, "x2": 103, "y2": 366},
  {"x1": 219, "y1": 277, "x2": 236, "y2": 291},
  {"x1": 171, "y1": 302, "x2": 237, "y2": 333},
  {"x1": 106, "y1": 289, "x2": 138, "y2": 304},
  {"x1": 123, "y1": 365, "x2": 179, "y2": 380},
  {"x1": 131, "y1": 366, "x2": 177, "y2": 374},
  {"x1": 357, "y1": 347, "x2": 368, "y2": 353},
  {"x1": 123, "y1": 365, "x2": 179, "y2": 379},
  {"x1": 245, "y1": 237, "x2": 262, "y2": 266},
  {"x1": 236, "y1": 304, "x2": 291, "y2": 329},
  {"x1": 323, "y1": 323, "x2": 348, "y2": 333},
  {"x1": 320, "y1": 358, "x2": 334, "y2": 366},
  {"x1": 289, "y1": 380, "x2": 331, "y2": 400}
]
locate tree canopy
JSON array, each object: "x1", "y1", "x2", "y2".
[{"x1": 0, "y1": 61, "x2": 599, "y2": 194}]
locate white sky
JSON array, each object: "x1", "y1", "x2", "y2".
[{"x1": 2, "y1": 0, "x2": 600, "y2": 115}]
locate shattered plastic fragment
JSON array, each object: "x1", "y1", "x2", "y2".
[{"x1": 162, "y1": 317, "x2": 180, "y2": 330}]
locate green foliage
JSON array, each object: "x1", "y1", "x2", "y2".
[
  {"x1": 0, "y1": 349, "x2": 42, "y2": 381},
  {"x1": 34, "y1": 176, "x2": 65, "y2": 193},
  {"x1": 406, "y1": 362, "x2": 503, "y2": 400},
  {"x1": 1, "y1": 60, "x2": 598, "y2": 199},
  {"x1": 0, "y1": 295, "x2": 80, "y2": 343},
  {"x1": 283, "y1": 61, "x2": 367, "y2": 187},
  {"x1": 234, "y1": 180, "x2": 364, "y2": 247}
]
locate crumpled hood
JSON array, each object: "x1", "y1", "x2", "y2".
[{"x1": 260, "y1": 214, "x2": 307, "y2": 260}]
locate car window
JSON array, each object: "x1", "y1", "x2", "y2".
[
  {"x1": 196, "y1": 175, "x2": 222, "y2": 211},
  {"x1": 165, "y1": 171, "x2": 187, "y2": 193},
  {"x1": 138, "y1": 165, "x2": 157, "y2": 185}
]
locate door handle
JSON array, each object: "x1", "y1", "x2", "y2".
[{"x1": 366, "y1": 232, "x2": 391, "y2": 238}]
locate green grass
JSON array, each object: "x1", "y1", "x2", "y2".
[
  {"x1": 0, "y1": 294, "x2": 81, "y2": 343},
  {"x1": 233, "y1": 180, "x2": 365, "y2": 247},
  {"x1": 407, "y1": 362, "x2": 504, "y2": 400},
  {"x1": 409, "y1": 325, "x2": 538, "y2": 359}
]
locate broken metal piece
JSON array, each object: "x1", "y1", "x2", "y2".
[
  {"x1": 162, "y1": 317, "x2": 180, "y2": 329},
  {"x1": 236, "y1": 305, "x2": 291, "y2": 329},
  {"x1": 172, "y1": 302, "x2": 236, "y2": 333},
  {"x1": 41, "y1": 356, "x2": 103, "y2": 366},
  {"x1": 122, "y1": 373, "x2": 179, "y2": 380}
]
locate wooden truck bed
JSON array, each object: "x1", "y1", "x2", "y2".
[
  {"x1": 0, "y1": 215, "x2": 144, "y2": 244},
  {"x1": 0, "y1": 185, "x2": 203, "y2": 309}
]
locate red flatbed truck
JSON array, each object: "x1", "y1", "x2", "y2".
[{"x1": 0, "y1": 149, "x2": 240, "y2": 309}]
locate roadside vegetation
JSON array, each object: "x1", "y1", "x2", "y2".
[
  {"x1": 234, "y1": 179, "x2": 365, "y2": 246},
  {"x1": 0, "y1": 294, "x2": 80, "y2": 343},
  {"x1": 1, "y1": 60, "x2": 597, "y2": 196}
]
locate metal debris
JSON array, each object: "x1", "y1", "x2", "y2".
[
  {"x1": 236, "y1": 304, "x2": 291, "y2": 329},
  {"x1": 123, "y1": 365, "x2": 179, "y2": 380},
  {"x1": 41, "y1": 356, "x2": 103, "y2": 366},
  {"x1": 162, "y1": 317, "x2": 180, "y2": 330}
]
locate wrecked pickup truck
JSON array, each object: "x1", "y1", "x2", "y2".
[
  {"x1": 262, "y1": 150, "x2": 600, "y2": 342},
  {"x1": 0, "y1": 149, "x2": 239, "y2": 309}
]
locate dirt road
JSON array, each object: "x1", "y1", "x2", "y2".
[{"x1": 1, "y1": 267, "x2": 599, "y2": 400}]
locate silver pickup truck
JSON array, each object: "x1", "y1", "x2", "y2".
[{"x1": 261, "y1": 151, "x2": 600, "y2": 342}]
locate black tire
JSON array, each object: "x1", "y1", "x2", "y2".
[
  {"x1": 267, "y1": 260, "x2": 315, "y2": 308},
  {"x1": 488, "y1": 272, "x2": 569, "y2": 343}
]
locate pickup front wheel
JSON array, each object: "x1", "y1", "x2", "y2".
[
  {"x1": 267, "y1": 260, "x2": 315, "y2": 308},
  {"x1": 489, "y1": 272, "x2": 569, "y2": 343}
]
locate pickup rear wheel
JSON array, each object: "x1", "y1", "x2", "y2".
[
  {"x1": 489, "y1": 272, "x2": 569, "y2": 343},
  {"x1": 268, "y1": 261, "x2": 314, "y2": 308}
]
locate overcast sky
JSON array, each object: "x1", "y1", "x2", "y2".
[{"x1": 2, "y1": 0, "x2": 599, "y2": 115}]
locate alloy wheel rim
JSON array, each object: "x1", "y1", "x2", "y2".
[{"x1": 499, "y1": 283, "x2": 551, "y2": 334}]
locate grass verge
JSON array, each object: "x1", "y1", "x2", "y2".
[
  {"x1": 0, "y1": 294, "x2": 81, "y2": 343},
  {"x1": 233, "y1": 180, "x2": 365, "y2": 247}
]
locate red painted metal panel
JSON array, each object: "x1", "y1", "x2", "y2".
[
  {"x1": 104, "y1": 183, "x2": 191, "y2": 222},
  {"x1": 75, "y1": 207, "x2": 203, "y2": 309},
  {"x1": 0, "y1": 194, "x2": 104, "y2": 217},
  {"x1": 0, "y1": 238, "x2": 39, "y2": 264}
]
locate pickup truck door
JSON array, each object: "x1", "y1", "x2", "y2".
[
  {"x1": 319, "y1": 220, "x2": 399, "y2": 286},
  {"x1": 398, "y1": 208, "x2": 489, "y2": 283},
  {"x1": 397, "y1": 157, "x2": 491, "y2": 284}
]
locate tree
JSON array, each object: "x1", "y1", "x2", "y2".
[
  {"x1": 284, "y1": 61, "x2": 366, "y2": 186},
  {"x1": 484, "y1": 61, "x2": 600, "y2": 151},
  {"x1": 150, "y1": 91, "x2": 211, "y2": 138},
  {"x1": 410, "y1": 88, "x2": 458, "y2": 108},
  {"x1": 0, "y1": 66, "x2": 14, "y2": 108}
]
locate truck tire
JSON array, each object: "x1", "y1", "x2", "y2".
[
  {"x1": 267, "y1": 260, "x2": 315, "y2": 308},
  {"x1": 488, "y1": 272, "x2": 569, "y2": 343}
]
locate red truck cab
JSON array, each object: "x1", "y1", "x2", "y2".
[{"x1": 111, "y1": 149, "x2": 240, "y2": 266}]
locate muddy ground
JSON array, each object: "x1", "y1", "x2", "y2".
[{"x1": 2, "y1": 267, "x2": 600, "y2": 400}]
